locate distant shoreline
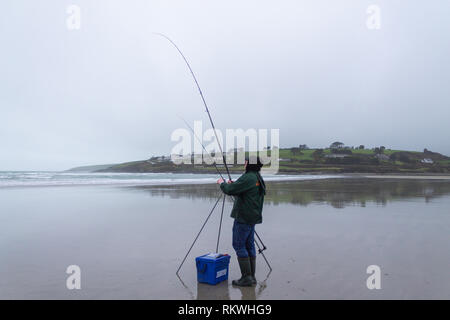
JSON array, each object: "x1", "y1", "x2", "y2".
[{"x1": 69, "y1": 147, "x2": 450, "y2": 175}]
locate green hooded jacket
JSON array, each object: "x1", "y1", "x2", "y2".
[{"x1": 220, "y1": 171, "x2": 266, "y2": 225}]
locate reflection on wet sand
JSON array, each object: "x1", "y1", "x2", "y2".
[
  {"x1": 177, "y1": 267, "x2": 272, "y2": 300},
  {"x1": 194, "y1": 271, "x2": 271, "y2": 300},
  {"x1": 133, "y1": 178, "x2": 450, "y2": 209},
  {"x1": 196, "y1": 281, "x2": 230, "y2": 300}
]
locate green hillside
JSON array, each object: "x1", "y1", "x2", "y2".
[{"x1": 95, "y1": 145, "x2": 450, "y2": 174}]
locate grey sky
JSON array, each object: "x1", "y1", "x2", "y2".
[{"x1": 1, "y1": 0, "x2": 449, "y2": 171}]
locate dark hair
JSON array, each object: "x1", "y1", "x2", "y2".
[{"x1": 245, "y1": 156, "x2": 263, "y2": 172}]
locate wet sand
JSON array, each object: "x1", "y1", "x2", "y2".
[{"x1": 0, "y1": 178, "x2": 449, "y2": 299}]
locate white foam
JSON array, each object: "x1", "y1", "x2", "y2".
[{"x1": 0, "y1": 171, "x2": 343, "y2": 188}]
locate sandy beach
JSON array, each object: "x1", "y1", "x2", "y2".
[{"x1": 0, "y1": 177, "x2": 449, "y2": 299}]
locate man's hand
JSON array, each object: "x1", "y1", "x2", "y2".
[{"x1": 217, "y1": 178, "x2": 233, "y2": 184}]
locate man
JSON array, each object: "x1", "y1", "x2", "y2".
[{"x1": 217, "y1": 156, "x2": 266, "y2": 287}]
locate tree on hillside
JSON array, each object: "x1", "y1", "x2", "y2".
[
  {"x1": 330, "y1": 141, "x2": 344, "y2": 149},
  {"x1": 359, "y1": 145, "x2": 365, "y2": 150},
  {"x1": 375, "y1": 146, "x2": 386, "y2": 154},
  {"x1": 299, "y1": 144, "x2": 308, "y2": 150}
]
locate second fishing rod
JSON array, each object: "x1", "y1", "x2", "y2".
[{"x1": 181, "y1": 117, "x2": 272, "y2": 273}]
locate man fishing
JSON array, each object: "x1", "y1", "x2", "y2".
[
  {"x1": 217, "y1": 156, "x2": 266, "y2": 287},
  {"x1": 157, "y1": 34, "x2": 272, "y2": 280}
]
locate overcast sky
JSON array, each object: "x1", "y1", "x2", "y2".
[{"x1": 1, "y1": 0, "x2": 449, "y2": 171}]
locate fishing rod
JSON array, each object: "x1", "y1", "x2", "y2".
[
  {"x1": 216, "y1": 195, "x2": 226, "y2": 254},
  {"x1": 179, "y1": 116, "x2": 225, "y2": 181},
  {"x1": 180, "y1": 116, "x2": 227, "y2": 256},
  {"x1": 180, "y1": 116, "x2": 271, "y2": 268},
  {"x1": 156, "y1": 33, "x2": 272, "y2": 273},
  {"x1": 154, "y1": 33, "x2": 232, "y2": 181}
]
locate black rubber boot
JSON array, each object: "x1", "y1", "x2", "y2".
[
  {"x1": 232, "y1": 257, "x2": 253, "y2": 287},
  {"x1": 249, "y1": 256, "x2": 257, "y2": 285}
]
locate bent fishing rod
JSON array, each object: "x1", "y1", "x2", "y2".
[
  {"x1": 154, "y1": 33, "x2": 232, "y2": 180},
  {"x1": 156, "y1": 33, "x2": 272, "y2": 272}
]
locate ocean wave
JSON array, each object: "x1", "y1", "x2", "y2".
[{"x1": 0, "y1": 171, "x2": 342, "y2": 188}]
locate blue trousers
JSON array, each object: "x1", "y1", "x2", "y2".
[{"x1": 232, "y1": 220, "x2": 256, "y2": 258}]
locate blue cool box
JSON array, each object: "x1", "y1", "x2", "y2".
[{"x1": 195, "y1": 253, "x2": 231, "y2": 285}]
